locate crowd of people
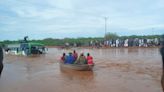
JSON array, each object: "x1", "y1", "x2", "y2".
[
  {"x1": 60, "y1": 50, "x2": 94, "y2": 66},
  {"x1": 63, "y1": 38, "x2": 160, "y2": 48},
  {"x1": 89, "y1": 38, "x2": 160, "y2": 48}
]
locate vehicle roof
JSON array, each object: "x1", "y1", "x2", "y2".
[{"x1": 28, "y1": 42, "x2": 44, "y2": 46}]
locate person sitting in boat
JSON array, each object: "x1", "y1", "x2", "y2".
[
  {"x1": 73, "y1": 50, "x2": 78, "y2": 61},
  {"x1": 60, "y1": 53, "x2": 66, "y2": 63},
  {"x1": 65, "y1": 52, "x2": 75, "y2": 64},
  {"x1": 87, "y1": 53, "x2": 94, "y2": 65},
  {"x1": 75, "y1": 53, "x2": 87, "y2": 64}
]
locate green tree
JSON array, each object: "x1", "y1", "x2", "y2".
[{"x1": 105, "y1": 32, "x2": 119, "y2": 40}]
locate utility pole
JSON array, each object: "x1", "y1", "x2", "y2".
[
  {"x1": 104, "y1": 17, "x2": 108, "y2": 40},
  {"x1": 152, "y1": 28, "x2": 154, "y2": 35}
]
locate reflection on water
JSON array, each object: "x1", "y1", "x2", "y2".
[
  {"x1": 0, "y1": 47, "x2": 162, "y2": 92},
  {"x1": 60, "y1": 68, "x2": 94, "y2": 82}
]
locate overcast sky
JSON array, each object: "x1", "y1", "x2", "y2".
[{"x1": 0, "y1": 0, "x2": 164, "y2": 40}]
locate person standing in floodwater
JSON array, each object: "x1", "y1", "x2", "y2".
[
  {"x1": 0, "y1": 46, "x2": 3, "y2": 77},
  {"x1": 160, "y1": 35, "x2": 164, "y2": 92}
]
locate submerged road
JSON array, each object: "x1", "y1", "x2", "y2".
[{"x1": 0, "y1": 47, "x2": 162, "y2": 92}]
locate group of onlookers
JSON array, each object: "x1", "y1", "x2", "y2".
[
  {"x1": 60, "y1": 50, "x2": 94, "y2": 65},
  {"x1": 89, "y1": 38, "x2": 160, "y2": 48}
]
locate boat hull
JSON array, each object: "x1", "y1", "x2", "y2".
[{"x1": 59, "y1": 62, "x2": 94, "y2": 71}]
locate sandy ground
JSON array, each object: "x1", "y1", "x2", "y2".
[{"x1": 0, "y1": 47, "x2": 163, "y2": 92}]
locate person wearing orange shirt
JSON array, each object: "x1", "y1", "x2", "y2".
[{"x1": 87, "y1": 53, "x2": 94, "y2": 65}]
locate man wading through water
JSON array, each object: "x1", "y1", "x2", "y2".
[
  {"x1": 0, "y1": 46, "x2": 3, "y2": 77},
  {"x1": 161, "y1": 35, "x2": 164, "y2": 91}
]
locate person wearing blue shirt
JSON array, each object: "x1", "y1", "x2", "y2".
[{"x1": 65, "y1": 53, "x2": 75, "y2": 64}]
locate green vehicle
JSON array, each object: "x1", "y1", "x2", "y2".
[
  {"x1": 6, "y1": 42, "x2": 47, "y2": 56},
  {"x1": 5, "y1": 37, "x2": 47, "y2": 56}
]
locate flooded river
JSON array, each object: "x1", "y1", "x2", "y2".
[{"x1": 0, "y1": 47, "x2": 163, "y2": 92}]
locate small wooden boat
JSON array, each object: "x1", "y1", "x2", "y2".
[{"x1": 59, "y1": 62, "x2": 94, "y2": 71}]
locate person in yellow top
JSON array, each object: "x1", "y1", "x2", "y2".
[{"x1": 75, "y1": 53, "x2": 87, "y2": 64}]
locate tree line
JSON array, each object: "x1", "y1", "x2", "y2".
[{"x1": 0, "y1": 33, "x2": 162, "y2": 47}]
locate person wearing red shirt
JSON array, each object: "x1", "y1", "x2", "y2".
[{"x1": 87, "y1": 53, "x2": 94, "y2": 65}]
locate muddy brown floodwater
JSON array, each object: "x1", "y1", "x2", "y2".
[{"x1": 0, "y1": 47, "x2": 163, "y2": 92}]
